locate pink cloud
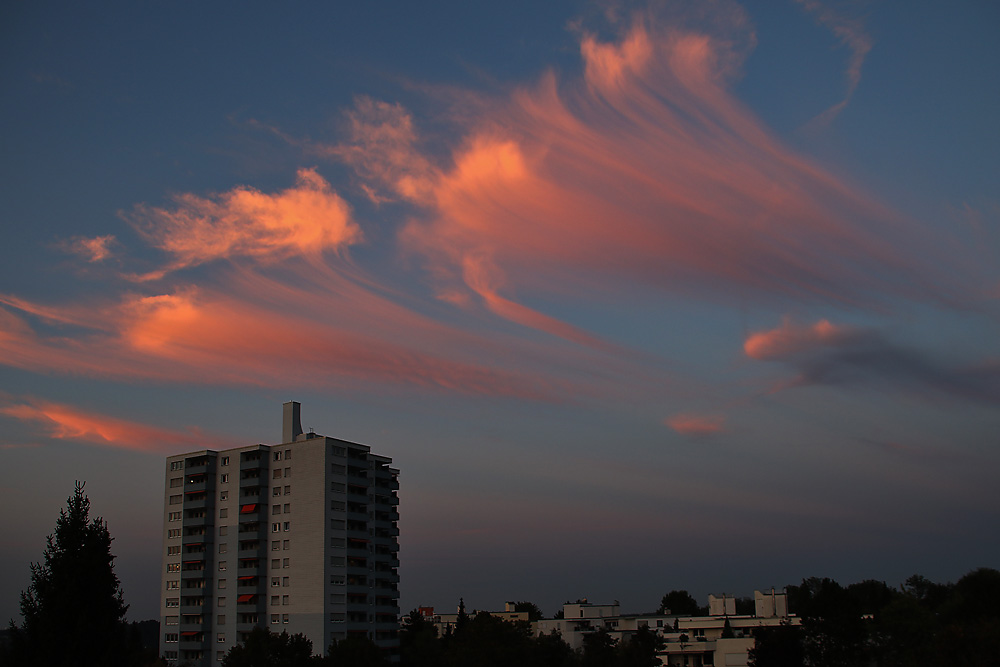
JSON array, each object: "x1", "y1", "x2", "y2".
[
  {"x1": 794, "y1": 0, "x2": 872, "y2": 127},
  {"x1": 666, "y1": 413, "x2": 726, "y2": 436},
  {"x1": 744, "y1": 319, "x2": 1000, "y2": 405},
  {"x1": 743, "y1": 319, "x2": 853, "y2": 360},
  {"x1": 0, "y1": 398, "x2": 236, "y2": 453},
  {"x1": 59, "y1": 234, "x2": 118, "y2": 262},
  {"x1": 125, "y1": 168, "x2": 360, "y2": 279},
  {"x1": 324, "y1": 6, "x2": 958, "y2": 354}
]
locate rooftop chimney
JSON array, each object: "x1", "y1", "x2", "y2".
[{"x1": 282, "y1": 401, "x2": 303, "y2": 443}]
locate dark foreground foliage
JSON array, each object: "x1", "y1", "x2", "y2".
[
  {"x1": 750, "y1": 568, "x2": 1000, "y2": 667},
  {"x1": 3, "y1": 482, "x2": 158, "y2": 667}
]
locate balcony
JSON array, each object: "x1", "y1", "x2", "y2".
[{"x1": 183, "y1": 495, "x2": 209, "y2": 511}]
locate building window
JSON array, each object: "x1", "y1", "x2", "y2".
[
  {"x1": 283, "y1": 504, "x2": 290, "y2": 514},
  {"x1": 274, "y1": 451, "x2": 282, "y2": 461},
  {"x1": 273, "y1": 487, "x2": 281, "y2": 497},
  {"x1": 166, "y1": 580, "x2": 179, "y2": 590},
  {"x1": 170, "y1": 461, "x2": 183, "y2": 471},
  {"x1": 284, "y1": 467, "x2": 291, "y2": 477},
  {"x1": 167, "y1": 563, "x2": 180, "y2": 572},
  {"x1": 271, "y1": 614, "x2": 280, "y2": 624},
  {"x1": 218, "y1": 579, "x2": 226, "y2": 589},
  {"x1": 282, "y1": 558, "x2": 289, "y2": 568},
  {"x1": 282, "y1": 614, "x2": 289, "y2": 624},
  {"x1": 283, "y1": 540, "x2": 290, "y2": 550},
  {"x1": 219, "y1": 544, "x2": 228, "y2": 554},
  {"x1": 164, "y1": 633, "x2": 178, "y2": 643},
  {"x1": 331, "y1": 483, "x2": 345, "y2": 493},
  {"x1": 218, "y1": 597, "x2": 226, "y2": 607},
  {"x1": 272, "y1": 523, "x2": 280, "y2": 533},
  {"x1": 167, "y1": 546, "x2": 181, "y2": 556},
  {"x1": 165, "y1": 651, "x2": 178, "y2": 660},
  {"x1": 167, "y1": 529, "x2": 181, "y2": 538},
  {"x1": 220, "y1": 474, "x2": 229, "y2": 483},
  {"x1": 217, "y1": 615, "x2": 225, "y2": 625},
  {"x1": 217, "y1": 633, "x2": 225, "y2": 643},
  {"x1": 282, "y1": 577, "x2": 289, "y2": 587},
  {"x1": 220, "y1": 508, "x2": 228, "y2": 519},
  {"x1": 273, "y1": 470, "x2": 282, "y2": 479},
  {"x1": 282, "y1": 595, "x2": 289, "y2": 605},
  {"x1": 283, "y1": 522, "x2": 290, "y2": 532},
  {"x1": 219, "y1": 526, "x2": 228, "y2": 536},
  {"x1": 330, "y1": 576, "x2": 345, "y2": 586},
  {"x1": 221, "y1": 456, "x2": 229, "y2": 466},
  {"x1": 168, "y1": 511, "x2": 182, "y2": 521},
  {"x1": 272, "y1": 505, "x2": 281, "y2": 515},
  {"x1": 271, "y1": 541, "x2": 280, "y2": 551},
  {"x1": 331, "y1": 557, "x2": 345, "y2": 566},
  {"x1": 165, "y1": 616, "x2": 178, "y2": 625},
  {"x1": 217, "y1": 651, "x2": 225, "y2": 662},
  {"x1": 169, "y1": 495, "x2": 182, "y2": 505},
  {"x1": 284, "y1": 449, "x2": 291, "y2": 459},
  {"x1": 332, "y1": 446, "x2": 345, "y2": 457},
  {"x1": 166, "y1": 598, "x2": 180, "y2": 607},
  {"x1": 284, "y1": 485, "x2": 290, "y2": 495},
  {"x1": 218, "y1": 561, "x2": 227, "y2": 571},
  {"x1": 271, "y1": 577, "x2": 280, "y2": 587},
  {"x1": 331, "y1": 464, "x2": 345, "y2": 474},
  {"x1": 272, "y1": 559, "x2": 281, "y2": 569},
  {"x1": 220, "y1": 490, "x2": 228, "y2": 501},
  {"x1": 170, "y1": 477, "x2": 183, "y2": 488},
  {"x1": 271, "y1": 595, "x2": 280, "y2": 605}
]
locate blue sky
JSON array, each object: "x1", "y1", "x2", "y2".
[{"x1": 1, "y1": 0, "x2": 998, "y2": 622}]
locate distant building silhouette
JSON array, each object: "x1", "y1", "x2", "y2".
[{"x1": 159, "y1": 402, "x2": 400, "y2": 665}]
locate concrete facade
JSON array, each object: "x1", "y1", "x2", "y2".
[{"x1": 159, "y1": 402, "x2": 399, "y2": 665}]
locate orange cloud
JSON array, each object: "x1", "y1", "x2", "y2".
[
  {"x1": 0, "y1": 398, "x2": 235, "y2": 453},
  {"x1": 126, "y1": 168, "x2": 359, "y2": 279},
  {"x1": 327, "y1": 7, "x2": 957, "y2": 353},
  {"x1": 59, "y1": 234, "x2": 117, "y2": 262},
  {"x1": 744, "y1": 319, "x2": 1000, "y2": 405},
  {"x1": 743, "y1": 319, "x2": 852, "y2": 360},
  {"x1": 666, "y1": 413, "x2": 726, "y2": 436}
]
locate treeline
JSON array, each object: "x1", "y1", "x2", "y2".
[
  {"x1": 401, "y1": 608, "x2": 661, "y2": 667},
  {"x1": 751, "y1": 568, "x2": 1000, "y2": 667}
]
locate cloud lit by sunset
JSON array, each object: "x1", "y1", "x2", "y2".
[{"x1": 1, "y1": 0, "x2": 997, "y2": 629}]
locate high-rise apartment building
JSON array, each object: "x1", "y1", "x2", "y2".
[{"x1": 159, "y1": 402, "x2": 400, "y2": 665}]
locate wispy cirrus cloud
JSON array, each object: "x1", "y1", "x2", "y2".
[
  {"x1": 325, "y1": 3, "x2": 962, "y2": 354},
  {"x1": 57, "y1": 234, "x2": 118, "y2": 262},
  {"x1": 0, "y1": 397, "x2": 237, "y2": 453},
  {"x1": 745, "y1": 319, "x2": 1000, "y2": 405},
  {"x1": 666, "y1": 413, "x2": 727, "y2": 437},
  {"x1": 793, "y1": 0, "x2": 872, "y2": 128}
]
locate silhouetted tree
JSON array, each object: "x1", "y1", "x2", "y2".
[
  {"x1": 400, "y1": 609, "x2": 441, "y2": 667},
  {"x1": 323, "y1": 634, "x2": 387, "y2": 667},
  {"x1": 657, "y1": 590, "x2": 699, "y2": 616},
  {"x1": 533, "y1": 629, "x2": 576, "y2": 667},
  {"x1": 6, "y1": 482, "x2": 140, "y2": 667},
  {"x1": 514, "y1": 601, "x2": 545, "y2": 621},
  {"x1": 221, "y1": 627, "x2": 313, "y2": 667},
  {"x1": 747, "y1": 622, "x2": 804, "y2": 667},
  {"x1": 789, "y1": 577, "x2": 868, "y2": 667},
  {"x1": 442, "y1": 612, "x2": 535, "y2": 667},
  {"x1": 580, "y1": 627, "x2": 617, "y2": 667},
  {"x1": 615, "y1": 625, "x2": 663, "y2": 667}
]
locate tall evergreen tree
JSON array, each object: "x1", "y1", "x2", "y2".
[{"x1": 7, "y1": 481, "x2": 136, "y2": 667}]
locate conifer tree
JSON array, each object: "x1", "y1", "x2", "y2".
[{"x1": 7, "y1": 481, "x2": 135, "y2": 667}]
